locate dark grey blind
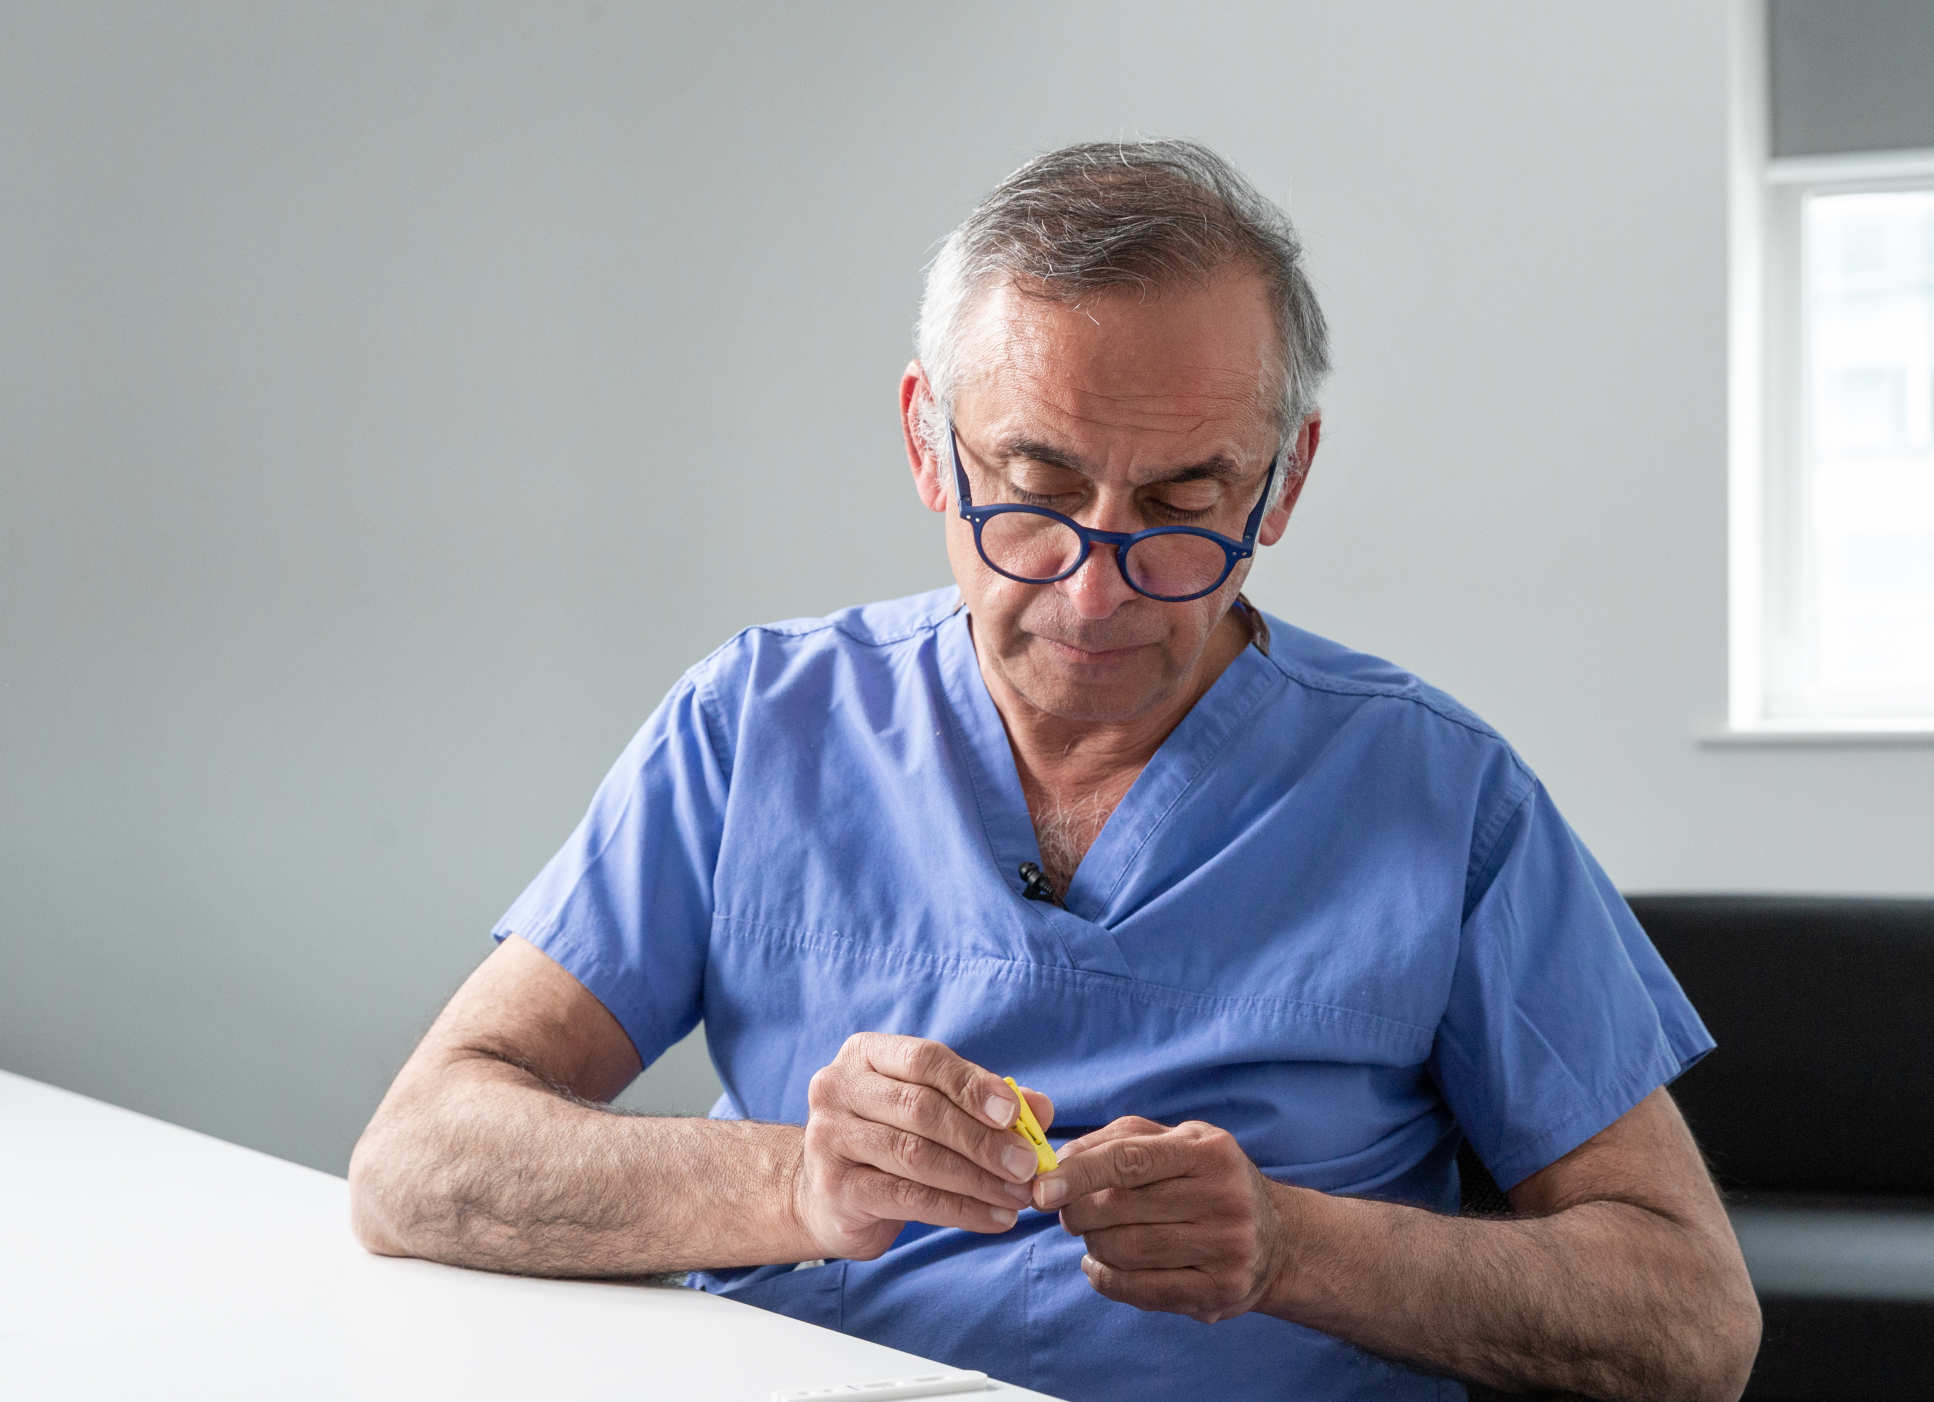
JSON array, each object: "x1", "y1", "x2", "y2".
[{"x1": 1769, "y1": 0, "x2": 1934, "y2": 158}]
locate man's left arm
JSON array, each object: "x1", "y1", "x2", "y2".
[{"x1": 1035, "y1": 1087, "x2": 1761, "y2": 1402}]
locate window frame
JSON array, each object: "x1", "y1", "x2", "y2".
[{"x1": 1734, "y1": 148, "x2": 1934, "y2": 735}]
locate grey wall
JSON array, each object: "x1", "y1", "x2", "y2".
[{"x1": 5, "y1": 1, "x2": 1929, "y2": 1178}]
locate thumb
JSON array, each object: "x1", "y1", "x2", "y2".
[{"x1": 1016, "y1": 1085, "x2": 1055, "y2": 1134}]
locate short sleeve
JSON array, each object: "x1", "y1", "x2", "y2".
[
  {"x1": 488, "y1": 672, "x2": 731, "y2": 1071},
  {"x1": 1428, "y1": 776, "x2": 1715, "y2": 1190}
]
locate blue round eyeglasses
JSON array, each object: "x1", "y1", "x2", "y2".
[{"x1": 947, "y1": 419, "x2": 1279, "y2": 603}]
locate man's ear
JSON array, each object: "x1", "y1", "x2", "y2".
[
  {"x1": 900, "y1": 362, "x2": 950, "y2": 515},
  {"x1": 1258, "y1": 411, "x2": 1320, "y2": 548}
]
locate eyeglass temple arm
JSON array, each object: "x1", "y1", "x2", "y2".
[
  {"x1": 1239, "y1": 453, "x2": 1282, "y2": 545},
  {"x1": 948, "y1": 422, "x2": 975, "y2": 509}
]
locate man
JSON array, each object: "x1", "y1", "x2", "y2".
[{"x1": 350, "y1": 141, "x2": 1760, "y2": 1401}]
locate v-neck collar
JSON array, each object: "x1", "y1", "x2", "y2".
[{"x1": 935, "y1": 595, "x2": 1280, "y2": 935}]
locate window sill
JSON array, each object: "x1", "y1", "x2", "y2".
[{"x1": 1700, "y1": 723, "x2": 1934, "y2": 748}]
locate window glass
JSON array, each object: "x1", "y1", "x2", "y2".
[{"x1": 1785, "y1": 190, "x2": 1934, "y2": 716}]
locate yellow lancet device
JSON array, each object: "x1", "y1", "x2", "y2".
[{"x1": 1003, "y1": 1077, "x2": 1059, "y2": 1173}]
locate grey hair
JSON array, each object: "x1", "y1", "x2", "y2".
[{"x1": 914, "y1": 139, "x2": 1332, "y2": 507}]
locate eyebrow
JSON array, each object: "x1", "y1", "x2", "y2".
[{"x1": 996, "y1": 435, "x2": 1247, "y2": 486}]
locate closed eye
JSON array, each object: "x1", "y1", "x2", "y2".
[
  {"x1": 1008, "y1": 487, "x2": 1072, "y2": 508},
  {"x1": 1148, "y1": 500, "x2": 1215, "y2": 523},
  {"x1": 1007, "y1": 488, "x2": 1217, "y2": 525}
]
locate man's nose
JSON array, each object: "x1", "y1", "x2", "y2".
[{"x1": 1057, "y1": 536, "x2": 1140, "y2": 618}]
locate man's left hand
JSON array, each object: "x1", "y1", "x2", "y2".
[{"x1": 1033, "y1": 1116, "x2": 1292, "y2": 1324}]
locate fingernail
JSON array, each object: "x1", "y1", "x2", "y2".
[
  {"x1": 1003, "y1": 1181, "x2": 1033, "y2": 1206},
  {"x1": 988, "y1": 1206, "x2": 1018, "y2": 1229},
  {"x1": 1001, "y1": 1145, "x2": 1036, "y2": 1181},
  {"x1": 1035, "y1": 1176, "x2": 1069, "y2": 1209},
  {"x1": 984, "y1": 1095, "x2": 1016, "y2": 1128}
]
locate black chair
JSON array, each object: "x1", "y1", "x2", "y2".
[
  {"x1": 1452, "y1": 895, "x2": 1934, "y2": 1402},
  {"x1": 1627, "y1": 894, "x2": 1934, "y2": 1402}
]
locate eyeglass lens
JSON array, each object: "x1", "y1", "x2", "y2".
[{"x1": 979, "y1": 512, "x2": 1229, "y2": 599}]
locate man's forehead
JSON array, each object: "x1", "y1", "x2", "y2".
[{"x1": 952, "y1": 272, "x2": 1281, "y2": 450}]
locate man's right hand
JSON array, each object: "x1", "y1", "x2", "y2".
[{"x1": 791, "y1": 1032, "x2": 1054, "y2": 1261}]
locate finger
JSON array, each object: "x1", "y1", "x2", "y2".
[
  {"x1": 1056, "y1": 1115, "x2": 1167, "y2": 1159},
  {"x1": 846, "y1": 1163, "x2": 1023, "y2": 1234},
  {"x1": 1080, "y1": 1255, "x2": 1222, "y2": 1320},
  {"x1": 1079, "y1": 1222, "x2": 1209, "y2": 1272},
  {"x1": 1056, "y1": 1177, "x2": 1201, "y2": 1234},
  {"x1": 855, "y1": 1033, "x2": 1019, "y2": 1131},
  {"x1": 840, "y1": 1116, "x2": 1035, "y2": 1211},
  {"x1": 845, "y1": 1071, "x2": 1041, "y2": 1187},
  {"x1": 1033, "y1": 1125, "x2": 1191, "y2": 1209}
]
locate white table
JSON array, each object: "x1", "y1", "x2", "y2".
[{"x1": 0, "y1": 1070, "x2": 1064, "y2": 1401}]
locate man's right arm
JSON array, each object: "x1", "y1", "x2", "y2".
[{"x1": 347, "y1": 935, "x2": 1043, "y2": 1277}]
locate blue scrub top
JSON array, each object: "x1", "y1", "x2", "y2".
[{"x1": 490, "y1": 587, "x2": 1712, "y2": 1402}]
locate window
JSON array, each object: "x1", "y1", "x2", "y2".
[
  {"x1": 1759, "y1": 179, "x2": 1934, "y2": 725},
  {"x1": 1730, "y1": 2, "x2": 1934, "y2": 733}
]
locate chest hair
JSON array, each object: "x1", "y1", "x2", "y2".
[{"x1": 1029, "y1": 782, "x2": 1131, "y2": 897}]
